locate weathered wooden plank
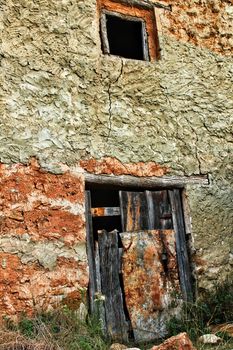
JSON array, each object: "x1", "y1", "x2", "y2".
[
  {"x1": 95, "y1": 241, "x2": 102, "y2": 293},
  {"x1": 85, "y1": 191, "x2": 97, "y2": 314},
  {"x1": 98, "y1": 229, "x2": 129, "y2": 341},
  {"x1": 103, "y1": 9, "x2": 146, "y2": 23},
  {"x1": 94, "y1": 241, "x2": 107, "y2": 334},
  {"x1": 100, "y1": 13, "x2": 110, "y2": 54},
  {"x1": 108, "y1": 0, "x2": 172, "y2": 11},
  {"x1": 91, "y1": 207, "x2": 120, "y2": 217},
  {"x1": 120, "y1": 230, "x2": 180, "y2": 341},
  {"x1": 85, "y1": 173, "x2": 209, "y2": 189},
  {"x1": 141, "y1": 20, "x2": 150, "y2": 61},
  {"x1": 168, "y1": 190, "x2": 193, "y2": 301},
  {"x1": 119, "y1": 191, "x2": 148, "y2": 232},
  {"x1": 146, "y1": 190, "x2": 172, "y2": 230},
  {"x1": 181, "y1": 190, "x2": 192, "y2": 236}
]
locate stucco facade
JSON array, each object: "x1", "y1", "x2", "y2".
[{"x1": 0, "y1": 0, "x2": 232, "y2": 322}]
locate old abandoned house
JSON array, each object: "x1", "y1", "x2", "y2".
[{"x1": 0, "y1": 0, "x2": 232, "y2": 342}]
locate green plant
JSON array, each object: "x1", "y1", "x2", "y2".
[
  {"x1": 166, "y1": 274, "x2": 233, "y2": 341},
  {"x1": 167, "y1": 301, "x2": 211, "y2": 340},
  {"x1": 2, "y1": 307, "x2": 110, "y2": 350},
  {"x1": 201, "y1": 274, "x2": 233, "y2": 325},
  {"x1": 18, "y1": 316, "x2": 37, "y2": 338}
]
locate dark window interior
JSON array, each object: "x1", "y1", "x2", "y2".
[
  {"x1": 105, "y1": 14, "x2": 145, "y2": 60},
  {"x1": 86, "y1": 185, "x2": 174, "y2": 242},
  {"x1": 90, "y1": 188, "x2": 119, "y2": 207},
  {"x1": 89, "y1": 188, "x2": 122, "y2": 241}
]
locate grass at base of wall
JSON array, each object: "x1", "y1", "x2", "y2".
[
  {"x1": 1, "y1": 307, "x2": 233, "y2": 350},
  {"x1": 1, "y1": 274, "x2": 232, "y2": 350},
  {"x1": 196, "y1": 340, "x2": 233, "y2": 350},
  {"x1": 2, "y1": 307, "x2": 110, "y2": 350},
  {"x1": 166, "y1": 273, "x2": 233, "y2": 350}
]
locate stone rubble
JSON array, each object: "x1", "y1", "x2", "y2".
[
  {"x1": 198, "y1": 334, "x2": 222, "y2": 344},
  {"x1": 149, "y1": 332, "x2": 197, "y2": 350},
  {"x1": 109, "y1": 344, "x2": 128, "y2": 350},
  {"x1": 211, "y1": 323, "x2": 233, "y2": 338},
  {"x1": 110, "y1": 333, "x2": 197, "y2": 350}
]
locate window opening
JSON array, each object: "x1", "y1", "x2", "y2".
[
  {"x1": 105, "y1": 14, "x2": 145, "y2": 60},
  {"x1": 101, "y1": 11, "x2": 150, "y2": 60},
  {"x1": 99, "y1": 0, "x2": 163, "y2": 61}
]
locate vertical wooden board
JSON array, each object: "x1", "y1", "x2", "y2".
[
  {"x1": 94, "y1": 241, "x2": 107, "y2": 334},
  {"x1": 168, "y1": 190, "x2": 193, "y2": 301},
  {"x1": 100, "y1": 13, "x2": 110, "y2": 54},
  {"x1": 146, "y1": 190, "x2": 173, "y2": 230},
  {"x1": 120, "y1": 230, "x2": 180, "y2": 341},
  {"x1": 141, "y1": 20, "x2": 150, "y2": 61},
  {"x1": 95, "y1": 241, "x2": 102, "y2": 294},
  {"x1": 85, "y1": 190, "x2": 97, "y2": 313},
  {"x1": 98, "y1": 230, "x2": 128, "y2": 341},
  {"x1": 119, "y1": 191, "x2": 148, "y2": 232}
]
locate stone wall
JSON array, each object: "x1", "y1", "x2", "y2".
[
  {"x1": 0, "y1": 157, "x2": 173, "y2": 319},
  {"x1": 0, "y1": 159, "x2": 87, "y2": 317},
  {"x1": 155, "y1": 0, "x2": 233, "y2": 56},
  {"x1": 0, "y1": 0, "x2": 232, "y2": 317}
]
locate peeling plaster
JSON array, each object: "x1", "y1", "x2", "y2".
[
  {"x1": 0, "y1": 235, "x2": 87, "y2": 270},
  {"x1": 0, "y1": 0, "x2": 232, "y2": 318}
]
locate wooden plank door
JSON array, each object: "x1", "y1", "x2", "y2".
[
  {"x1": 85, "y1": 191, "x2": 129, "y2": 341},
  {"x1": 119, "y1": 190, "x2": 192, "y2": 300},
  {"x1": 85, "y1": 191, "x2": 97, "y2": 313},
  {"x1": 86, "y1": 189, "x2": 192, "y2": 342},
  {"x1": 120, "y1": 229, "x2": 180, "y2": 341},
  {"x1": 146, "y1": 190, "x2": 173, "y2": 229},
  {"x1": 97, "y1": 229, "x2": 129, "y2": 342},
  {"x1": 168, "y1": 189, "x2": 193, "y2": 301},
  {"x1": 119, "y1": 190, "x2": 192, "y2": 340},
  {"x1": 119, "y1": 191, "x2": 149, "y2": 231}
]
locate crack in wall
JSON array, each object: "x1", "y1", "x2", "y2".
[
  {"x1": 163, "y1": 86, "x2": 203, "y2": 175},
  {"x1": 106, "y1": 59, "x2": 124, "y2": 141},
  {"x1": 194, "y1": 132, "x2": 202, "y2": 175},
  {"x1": 188, "y1": 122, "x2": 202, "y2": 175},
  {"x1": 107, "y1": 83, "x2": 113, "y2": 141}
]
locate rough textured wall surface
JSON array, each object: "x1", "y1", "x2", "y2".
[
  {"x1": 0, "y1": 159, "x2": 88, "y2": 318},
  {"x1": 155, "y1": 0, "x2": 233, "y2": 56},
  {"x1": 0, "y1": 0, "x2": 232, "y2": 317},
  {"x1": 121, "y1": 230, "x2": 180, "y2": 341}
]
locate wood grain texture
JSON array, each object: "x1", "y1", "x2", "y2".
[
  {"x1": 91, "y1": 206, "x2": 120, "y2": 217},
  {"x1": 98, "y1": 229, "x2": 129, "y2": 341},
  {"x1": 119, "y1": 191, "x2": 148, "y2": 231},
  {"x1": 108, "y1": 0, "x2": 172, "y2": 11},
  {"x1": 85, "y1": 191, "x2": 97, "y2": 313},
  {"x1": 94, "y1": 241, "x2": 107, "y2": 334},
  {"x1": 146, "y1": 190, "x2": 172, "y2": 230},
  {"x1": 169, "y1": 190, "x2": 193, "y2": 301},
  {"x1": 85, "y1": 173, "x2": 209, "y2": 188}
]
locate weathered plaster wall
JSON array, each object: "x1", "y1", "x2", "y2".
[
  {"x1": 156, "y1": 0, "x2": 233, "y2": 56},
  {"x1": 0, "y1": 157, "x2": 173, "y2": 318},
  {"x1": 0, "y1": 159, "x2": 88, "y2": 317},
  {"x1": 0, "y1": 0, "x2": 232, "y2": 317}
]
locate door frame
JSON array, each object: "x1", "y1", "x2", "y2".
[{"x1": 84, "y1": 173, "x2": 208, "y2": 335}]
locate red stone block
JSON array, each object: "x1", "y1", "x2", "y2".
[
  {"x1": 150, "y1": 333, "x2": 197, "y2": 350},
  {"x1": 24, "y1": 209, "x2": 85, "y2": 243},
  {"x1": 79, "y1": 157, "x2": 168, "y2": 177}
]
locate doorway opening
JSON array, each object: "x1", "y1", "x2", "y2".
[{"x1": 85, "y1": 182, "x2": 193, "y2": 342}]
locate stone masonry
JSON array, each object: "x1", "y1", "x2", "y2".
[{"x1": 0, "y1": 0, "x2": 232, "y2": 318}]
